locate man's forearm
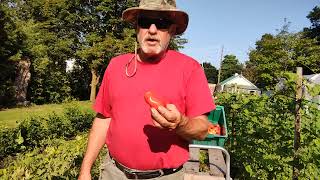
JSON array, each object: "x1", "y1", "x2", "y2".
[
  {"x1": 176, "y1": 115, "x2": 209, "y2": 141},
  {"x1": 79, "y1": 116, "x2": 111, "y2": 174}
]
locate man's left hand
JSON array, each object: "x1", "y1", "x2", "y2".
[{"x1": 150, "y1": 104, "x2": 186, "y2": 130}]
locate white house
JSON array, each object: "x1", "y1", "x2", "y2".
[
  {"x1": 304, "y1": 74, "x2": 320, "y2": 84},
  {"x1": 216, "y1": 73, "x2": 261, "y2": 95},
  {"x1": 303, "y1": 74, "x2": 320, "y2": 109}
]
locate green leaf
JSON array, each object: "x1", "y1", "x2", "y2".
[
  {"x1": 15, "y1": 131, "x2": 24, "y2": 145},
  {"x1": 245, "y1": 164, "x2": 253, "y2": 176}
]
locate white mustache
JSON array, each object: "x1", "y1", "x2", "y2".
[{"x1": 143, "y1": 35, "x2": 160, "y2": 42}]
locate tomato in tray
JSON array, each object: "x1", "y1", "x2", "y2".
[{"x1": 208, "y1": 123, "x2": 221, "y2": 135}]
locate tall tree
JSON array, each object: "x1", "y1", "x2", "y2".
[
  {"x1": 0, "y1": 2, "x2": 17, "y2": 107},
  {"x1": 245, "y1": 31, "x2": 320, "y2": 89},
  {"x1": 8, "y1": 0, "x2": 79, "y2": 104},
  {"x1": 202, "y1": 62, "x2": 218, "y2": 84},
  {"x1": 168, "y1": 34, "x2": 188, "y2": 50},
  {"x1": 1, "y1": 0, "x2": 188, "y2": 105},
  {"x1": 242, "y1": 62, "x2": 258, "y2": 84},
  {"x1": 303, "y1": 6, "x2": 320, "y2": 41},
  {"x1": 73, "y1": 0, "x2": 138, "y2": 102},
  {"x1": 220, "y1": 54, "x2": 242, "y2": 82}
]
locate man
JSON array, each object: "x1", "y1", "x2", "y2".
[{"x1": 78, "y1": 0, "x2": 216, "y2": 179}]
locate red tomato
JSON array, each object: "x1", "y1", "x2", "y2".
[
  {"x1": 220, "y1": 126, "x2": 225, "y2": 135},
  {"x1": 208, "y1": 123, "x2": 221, "y2": 135},
  {"x1": 144, "y1": 91, "x2": 166, "y2": 109}
]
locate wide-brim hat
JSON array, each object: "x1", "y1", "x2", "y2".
[{"x1": 122, "y1": 0, "x2": 189, "y2": 35}]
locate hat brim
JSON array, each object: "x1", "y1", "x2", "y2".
[{"x1": 122, "y1": 8, "x2": 189, "y2": 35}]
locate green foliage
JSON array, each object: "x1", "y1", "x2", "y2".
[
  {"x1": 0, "y1": 3, "x2": 18, "y2": 107},
  {"x1": 0, "y1": 134, "x2": 107, "y2": 179},
  {"x1": 1, "y1": 0, "x2": 78, "y2": 105},
  {"x1": 74, "y1": 0, "x2": 139, "y2": 69},
  {"x1": 18, "y1": 116, "x2": 48, "y2": 149},
  {"x1": 47, "y1": 113, "x2": 73, "y2": 138},
  {"x1": 0, "y1": 104, "x2": 95, "y2": 159},
  {"x1": 216, "y1": 92, "x2": 320, "y2": 179},
  {"x1": 0, "y1": 100, "x2": 92, "y2": 128},
  {"x1": 306, "y1": 84, "x2": 320, "y2": 97},
  {"x1": 245, "y1": 29, "x2": 320, "y2": 89},
  {"x1": 168, "y1": 34, "x2": 188, "y2": 51},
  {"x1": 220, "y1": 54, "x2": 243, "y2": 82},
  {"x1": 71, "y1": 0, "x2": 139, "y2": 100},
  {"x1": 28, "y1": 67, "x2": 72, "y2": 104},
  {"x1": 304, "y1": 6, "x2": 320, "y2": 42},
  {"x1": 298, "y1": 104, "x2": 320, "y2": 178},
  {"x1": 0, "y1": 77, "x2": 16, "y2": 108},
  {"x1": 0, "y1": 128, "x2": 20, "y2": 160},
  {"x1": 1, "y1": 0, "x2": 187, "y2": 105},
  {"x1": 199, "y1": 150, "x2": 210, "y2": 172},
  {"x1": 63, "y1": 105, "x2": 94, "y2": 136},
  {"x1": 202, "y1": 62, "x2": 218, "y2": 84},
  {"x1": 67, "y1": 64, "x2": 91, "y2": 100}
]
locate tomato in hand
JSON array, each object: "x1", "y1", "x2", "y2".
[
  {"x1": 144, "y1": 91, "x2": 167, "y2": 109},
  {"x1": 208, "y1": 123, "x2": 221, "y2": 135}
]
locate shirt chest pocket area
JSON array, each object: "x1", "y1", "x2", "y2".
[
  {"x1": 108, "y1": 81, "x2": 147, "y2": 111},
  {"x1": 164, "y1": 92, "x2": 186, "y2": 115}
]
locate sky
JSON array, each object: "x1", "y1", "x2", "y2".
[{"x1": 176, "y1": 0, "x2": 319, "y2": 68}]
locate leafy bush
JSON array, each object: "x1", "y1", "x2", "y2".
[
  {"x1": 0, "y1": 128, "x2": 20, "y2": 159},
  {"x1": 18, "y1": 116, "x2": 48, "y2": 149},
  {"x1": 298, "y1": 104, "x2": 320, "y2": 178},
  {"x1": 199, "y1": 150, "x2": 209, "y2": 172},
  {"x1": 47, "y1": 113, "x2": 73, "y2": 138},
  {"x1": 64, "y1": 105, "x2": 94, "y2": 135},
  {"x1": 217, "y1": 92, "x2": 320, "y2": 179},
  {"x1": 0, "y1": 82, "x2": 16, "y2": 109},
  {"x1": 28, "y1": 68, "x2": 72, "y2": 105},
  {"x1": 0, "y1": 134, "x2": 107, "y2": 179},
  {"x1": 0, "y1": 104, "x2": 95, "y2": 159}
]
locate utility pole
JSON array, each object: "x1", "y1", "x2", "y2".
[
  {"x1": 293, "y1": 67, "x2": 302, "y2": 180},
  {"x1": 217, "y1": 46, "x2": 224, "y2": 84}
]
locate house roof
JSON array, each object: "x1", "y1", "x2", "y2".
[
  {"x1": 304, "y1": 74, "x2": 320, "y2": 84},
  {"x1": 219, "y1": 73, "x2": 260, "y2": 90}
]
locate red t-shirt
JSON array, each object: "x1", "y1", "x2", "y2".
[{"x1": 94, "y1": 50, "x2": 215, "y2": 170}]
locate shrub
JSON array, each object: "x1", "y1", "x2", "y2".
[
  {"x1": 0, "y1": 104, "x2": 95, "y2": 159},
  {"x1": 0, "y1": 134, "x2": 107, "y2": 179},
  {"x1": 47, "y1": 113, "x2": 73, "y2": 138},
  {"x1": 18, "y1": 116, "x2": 48, "y2": 150},
  {"x1": 216, "y1": 92, "x2": 320, "y2": 179},
  {"x1": 64, "y1": 105, "x2": 94, "y2": 135},
  {"x1": 0, "y1": 128, "x2": 19, "y2": 160}
]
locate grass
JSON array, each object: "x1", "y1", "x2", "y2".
[{"x1": 0, "y1": 101, "x2": 93, "y2": 128}]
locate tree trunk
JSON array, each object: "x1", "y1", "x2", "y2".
[
  {"x1": 14, "y1": 58, "x2": 31, "y2": 105},
  {"x1": 90, "y1": 68, "x2": 100, "y2": 102}
]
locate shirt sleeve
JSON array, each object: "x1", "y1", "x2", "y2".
[
  {"x1": 185, "y1": 64, "x2": 216, "y2": 118},
  {"x1": 93, "y1": 68, "x2": 112, "y2": 118}
]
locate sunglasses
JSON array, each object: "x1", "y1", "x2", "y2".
[{"x1": 137, "y1": 17, "x2": 173, "y2": 29}]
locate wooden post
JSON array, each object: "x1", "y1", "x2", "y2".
[
  {"x1": 217, "y1": 46, "x2": 224, "y2": 84},
  {"x1": 293, "y1": 67, "x2": 302, "y2": 180}
]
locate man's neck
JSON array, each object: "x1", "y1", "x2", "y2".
[{"x1": 138, "y1": 50, "x2": 168, "y2": 63}]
